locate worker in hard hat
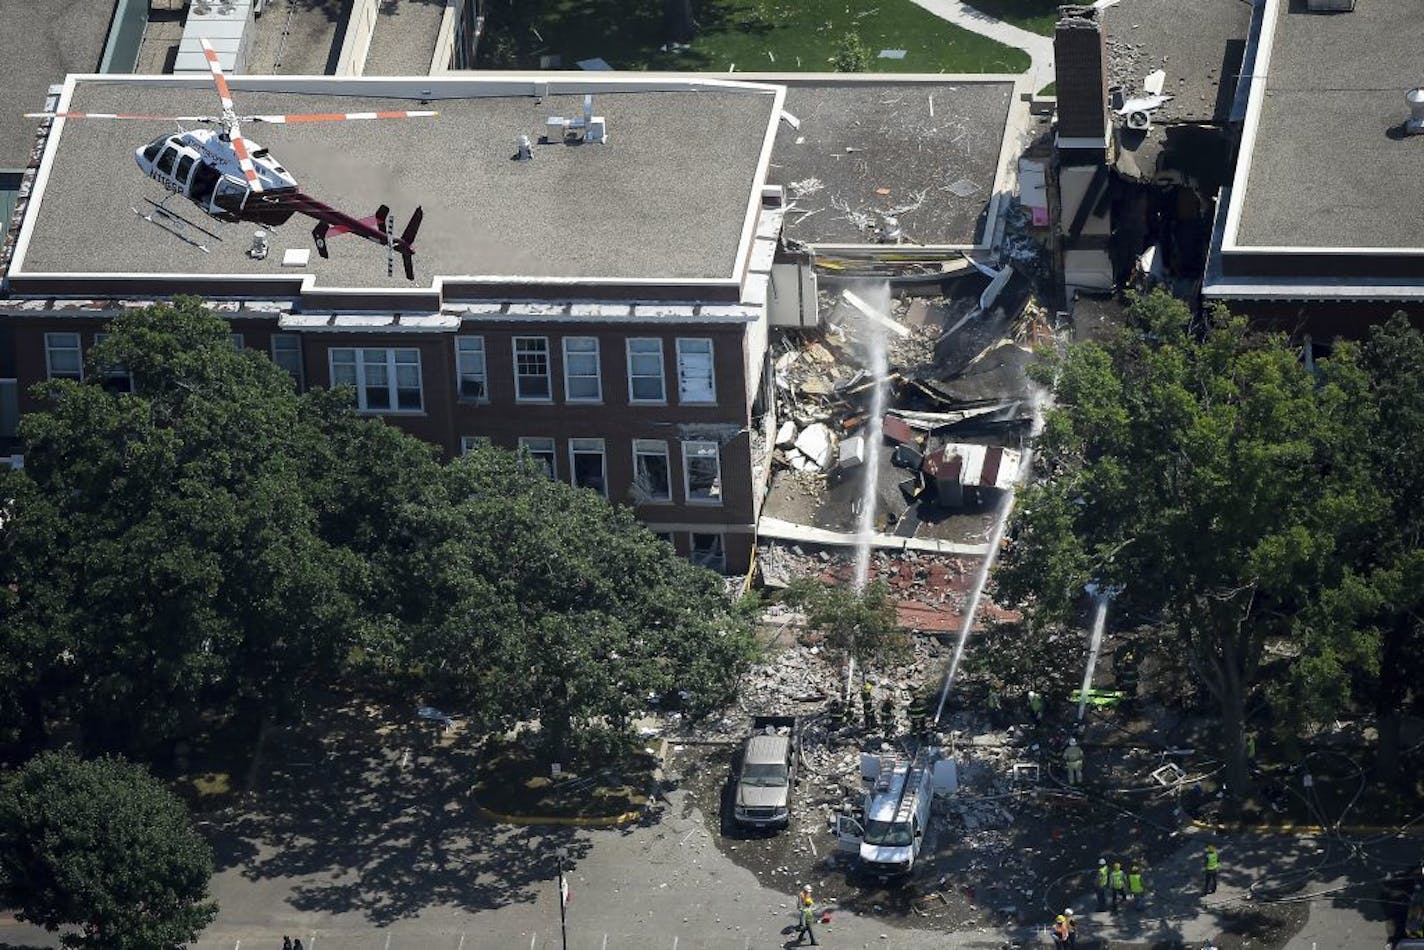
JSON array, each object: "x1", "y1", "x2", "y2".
[
  {"x1": 1028, "y1": 689, "x2": 1044, "y2": 724},
  {"x1": 1063, "y1": 908, "x2": 1078, "y2": 948},
  {"x1": 1110, "y1": 861, "x2": 1128, "y2": 912},
  {"x1": 1051, "y1": 914, "x2": 1069, "y2": 947},
  {"x1": 1063, "y1": 737, "x2": 1084, "y2": 786},
  {"x1": 1203, "y1": 845, "x2": 1220, "y2": 895},
  {"x1": 1095, "y1": 858, "x2": 1109, "y2": 911}
]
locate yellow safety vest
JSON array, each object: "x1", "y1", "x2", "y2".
[
  {"x1": 1097, "y1": 865, "x2": 1109, "y2": 888},
  {"x1": 1110, "y1": 869, "x2": 1126, "y2": 890},
  {"x1": 1205, "y1": 850, "x2": 1220, "y2": 871},
  {"x1": 1128, "y1": 871, "x2": 1144, "y2": 894}
]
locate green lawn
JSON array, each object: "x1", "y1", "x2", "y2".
[
  {"x1": 961, "y1": 0, "x2": 1059, "y2": 36},
  {"x1": 479, "y1": 0, "x2": 1030, "y2": 74}
]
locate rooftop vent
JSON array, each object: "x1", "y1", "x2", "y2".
[
  {"x1": 1305, "y1": 0, "x2": 1354, "y2": 10},
  {"x1": 1408, "y1": 88, "x2": 1424, "y2": 136},
  {"x1": 544, "y1": 95, "x2": 607, "y2": 145}
]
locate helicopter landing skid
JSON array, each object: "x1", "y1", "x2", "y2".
[{"x1": 132, "y1": 195, "x2": 221, "y2": 253}]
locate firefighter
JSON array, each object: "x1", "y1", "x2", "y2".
[
  {"x1": 1063, "y1": 737, "x2": 1084, "y2": 786},
  {"x1": 1110, "y1": 861, "x2": 1128, "y2": 912},
  {"x1": 861, "y1": 681, "x2": 877, "y2": 731},
  {"x1": 1203, "y1": 844, "x2": 1220, "y2": 895}
]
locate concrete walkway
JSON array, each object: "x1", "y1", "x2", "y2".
[{"x1": 905, "y1": 0, "x2": 1056, "y2": 93}]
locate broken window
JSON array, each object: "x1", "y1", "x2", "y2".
[
  {"x1": 44, "y1": 333, "x2": 82, "y2": 381},
  {"x1": 569, "y1": 437, "x2": 607, "y2": 497},
  {"x1": 689, "y1": 532, "x2": 725, "y2": 572},
  {"x1": 518, "y1": 436, "x2": 557, "y2": 478},
  {"x1": 328, "y1": 348, "x2": 422, "y2": 413},
  {"x1": 632, "y1": 439, "x2": 671, "y2": 503},
  {"x1": 676, "y1": 338, "x2": 715, "y2": 404},
  {"x1": 93, "y1": 333, "x2": 132, "y2": 394},
  {"x1": 513, "y1": 336, "x2": 551, "y2": 401},
  {"x1": 627, "y1": 338, "x2": 665, "y2": 403},
  {"x1": 270, "y1": 333, "x2": 303, "y2": 387},
  {"x1": 456, "y1": 336, "x2": 487, "y2": 401},
  {"x1": 563, "y1": 337, "x2": 601, "y2": 402},
  {"x1": 683, "y1": 440, "x2": 722, "y2": 504}
]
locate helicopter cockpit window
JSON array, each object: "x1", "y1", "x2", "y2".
[
  {"x1": 142, "y1": 137, "x2": 166, "y2": 163},
  {"x1": 174, "y1": 154, "x2": 196, "y2": 186},
  {"x1": 213, "y1": 176, "x2": 250, "y2": 212},
  {"x1": 155, "y1": 146, "x2": 178, "y2": 177}
]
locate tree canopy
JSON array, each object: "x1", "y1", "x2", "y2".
[
  {"x1": 0, "y1": 751, "x2": 217, "y2": 949},
  {"x1": 0, "y1": 298, "x2": 756, "y2": 761},
  {"x1": 994, "y1": 291, "x2": 1366, "y2": 794},
  {"x1": 782, "y1": 577, "x2": 908, "y2": 675}
]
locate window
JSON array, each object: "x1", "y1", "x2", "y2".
[
  {"x1": 569, "y1": 438, "x2": 607, "y2": 497},
  {"x1": 632, "y1": 439, "x2": 672, "y2": 503},
  {"x1": 513, "y1": 337, "x2": 551, "y2": 401},
  {"x1": 676, "y1": 338, "x2": 716, "y2": 404},
  {"x1": 175, "y1": 153, "x2": 195, "y2": 186},
  {"x1": 627, "y1": 338, "x2": 665, "y2": 403},
  {"x1": 329, "y1": 348, "x2": 423, "y2": 412},
  {"x1": 270, "y1": 333, "x2": 303, "y2": 386},
  {"x1": 654, "y1": 531, "x2": 674, "y2": 546},
  {"x1": 518, "y1": 437, "x2": 557, "y2": 478},
  {"x1": 142, "y1": 137, "x2": 165, "y2": 162},
  {"x1": 562, "y1": 337, "x2": 602, "y2": 402},
  {"x1": 689, "y1": 532, "x2": 726, "y2": 572},
  {"x1": 683, "y1": 441, "x2": 722, "y2": 504},
  {"x1": 229, "y1": 334, "x2": 245, "y2": 351},
  {"x1": 456, "y1": 337, "x2": 487, "y2": 401},
  {"x1": 0, "y1": 380, "x2": 17, "y2": 440},
  {"x1": 460, "y1": 436, "x2": 489, "y2": 455},
  {"x1": 44, "y1": 333, "x2": 82, "y2": 381},
  {"x1": 93, "y1": 333, "x2": 133, "y2": 394},
  {"x1": 156, "y1": 146, "x2": 178, "y2": 177}
]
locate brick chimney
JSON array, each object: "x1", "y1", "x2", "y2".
[{"x1": 1053, "y1": 7, "x2": 1110, "y2": 158}]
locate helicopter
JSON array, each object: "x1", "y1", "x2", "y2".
[{"x1": 26, "y1": 39, "x2": 437, "y2": 279}]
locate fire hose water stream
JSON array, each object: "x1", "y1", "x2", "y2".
[{"x1": 931, "y1": 382, "x2": 1048, "y2": 726}]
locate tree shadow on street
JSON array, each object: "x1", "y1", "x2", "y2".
[{"x1": 203, "y1": 693, "x2": 609, "y2": 924}]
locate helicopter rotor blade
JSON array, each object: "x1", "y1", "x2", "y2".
[
  {"x1": 198, "y1": 38, "x2": 238, "y2": 115},
  {"x1": 227, "y1": 121, "x2": 265, "y2": 194},
  {"x1": 242, "y1": 110, "x2": 440, "y2": 124},
  {"x1": 23, "y1": 112, "x2": 218, "y2": 122}
]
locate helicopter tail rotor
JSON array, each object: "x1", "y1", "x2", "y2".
[{"x1": 397, "y1": 208, "x2": 423, "y2": 281}]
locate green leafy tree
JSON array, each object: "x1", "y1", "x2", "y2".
[
  {"x1": 1286, "y1": 315, "x2": 1424, "y2": 778},
  {"x1": 0, "y1": 299, "x2": 408, "y2": 753},
  {"x1": 387, "y1": 443, "x2": 758, "y2": 756},
  {"x1": 0, "y1": 751, "x2": 217, "y2": 948},
  {"x1": 834, "y1": 32, "x2": 870, "y2": 72},
  {"x1": 994, "y1": 291, "x2": 1361, "y2": 795},
  {"x1": 783, "y1": 577, "x2": 909, "y2": 674}
]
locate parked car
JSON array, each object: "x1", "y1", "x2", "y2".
[{"x1": 733, "y1": 715, "x2": 798, "y2": 830}]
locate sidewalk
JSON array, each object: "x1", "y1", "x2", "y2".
[{"x1": 903, "y1": 0, "x2": 1056, "y2": 92}]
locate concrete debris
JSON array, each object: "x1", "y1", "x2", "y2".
[{"x1": 794, "y1": 422, "x2": 836, "y2": 471}]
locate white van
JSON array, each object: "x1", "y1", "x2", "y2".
[{"x1": 832, "y1": 747, "x2": 957, "y2": 880}]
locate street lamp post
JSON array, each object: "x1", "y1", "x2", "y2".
[{"x1": 556, "y1": 846, "x2": 569, "y2": 950}]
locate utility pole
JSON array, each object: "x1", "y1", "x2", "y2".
[{"x1": 556, "y1": 846, "x2": 569, "y2": 950}]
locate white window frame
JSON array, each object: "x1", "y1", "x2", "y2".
[
  {"x1": 328, "y1": 347, "x2": 424, "y2": 413},
  {"x1": 631, "y1": 438, "x2": 672, "y2": 503},
  {"x1": 562, "y1": 337, "x2": 602, "y2": 403},
  {"x1": 270, "y1": 333, "x2": 304, "y2": 387},
  {"x1": 44, "y1": 332, "x2": 82, "y2": 381},
  {"x1": 568, "y1": 437, "x2": 608, "y2": 498},
  {"x1": 456, "y1": 336, "x2": 488, "y2": 402},
  {"x1": 0, "y1": 379, "x2": 18, "y2": 441},
  {"x1": 626, "y1": 338, "x2": 666, "y2": 404},
  {"x1": 512, "y1": 336, "x2": 552, "y2": 402},
  {"x1": 688, "y1": 532, "x2": 726, "y2": 572},
  {"x1": 517, "y1": 436, "x2": 557, "y2": 478},
  {"x1": 676, "y1": 338, "x2": 716, "y2": 405},
  {"x1": 92, "y1": 333, "x2": 133, "y2": 394},
  {"x1": 682, "y1": 440, "x2": 723, "y2": 505}
]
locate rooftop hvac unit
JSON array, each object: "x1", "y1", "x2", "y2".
[
  {"x1": 1408, "y1": 88, "x2": 1424, "y2": 136},
  {"x1": 544, "y1": 94, "x2": 608, "y2": 144},
  {"x1": 174, "y1": 0, "x2": 255, "y2": 74}
]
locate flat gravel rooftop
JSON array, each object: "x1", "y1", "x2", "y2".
[
  {"x1": 364, "y1": 0, "x2": 446, "y2": 76},
  {"x1": 770, "y1": 82, "x2": 1012, "y2": 247},
  {"x1": 1233, "y1": 0, "x2": 1424, "y2": 249},
  {"x1": 17, "y1": 80, "x2": 777, "y2": 288}
]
